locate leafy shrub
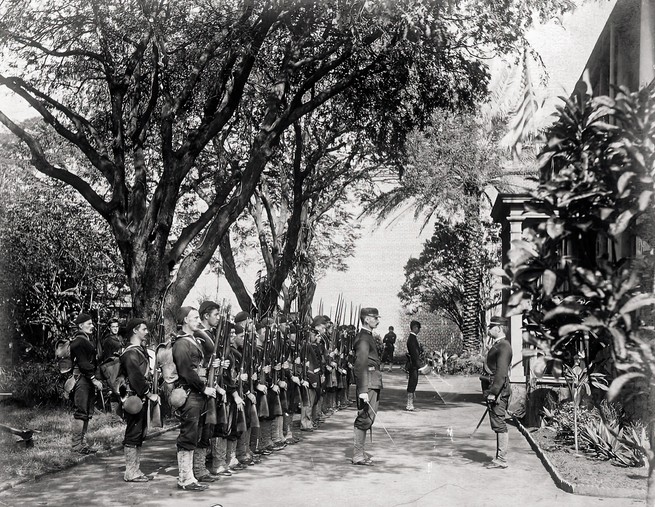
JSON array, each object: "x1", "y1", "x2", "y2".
[
  {"x1": 430, "y1": 352, "x2": 484, "y2": 375},
  {"x1": 542, "y1": 399, "x2": 647, "y2": 467},
  {"x1": 0, "y1": 362, "x2": 64, "y2": 407}
]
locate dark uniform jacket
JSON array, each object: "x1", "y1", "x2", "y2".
[
  {"x1": 484, "y1": 338, "x2": 512, "y2": 396},
  {"x1": 70, "y1": 331, "x2": 98, "y2": 379},
  {"x1": 353, "y1": 328, "x2": 382, "y2": 392},
  {"x1": 172, "y1": 332, "x2": 206, "y2": 394},
  {"x1": 406, "y1": 332, "x2": 422, "y2": 369},
  {"x1": 120, "y1": 344, "x2": 150, "y2": 397},
  {"x1": 100, "y1": 333, "x2": 123, "y2": 363}
]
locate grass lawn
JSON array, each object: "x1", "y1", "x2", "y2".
[{"x1": 0, "y1": 402, "x2": 173, "y2": 484}]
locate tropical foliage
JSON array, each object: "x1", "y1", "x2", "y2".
[{"x1": 501, "y1": 84, "x2": 655, "y2": 497}]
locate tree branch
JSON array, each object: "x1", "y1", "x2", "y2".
[{"x1": 0, "y1": 109, "x2": 110, "y2": 219}]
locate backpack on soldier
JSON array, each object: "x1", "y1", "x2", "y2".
[
  {"x1": 54, "y1": 338, "x2": 73, "y2": 374},
  {"x1": 99, "y1": 356, "x2": 126, "y2": 396}
]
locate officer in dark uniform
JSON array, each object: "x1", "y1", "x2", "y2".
[
  {"x1": 172, "y1": 306, "x2": 217, "y2": 491},
  {"x1": 120, "y1": 318, "x2": 159, "y2": 482},
  {"x1": 352, "y1": 307, "x2": 382, "y2": 466},
  {"x1": 405, "y1": 320, "x2": 423, "y2": 411},
  {"x1": 482, "y1": 316, "x2": 512, "y2": 469},
  {"x1": 69, "y1": 313, "x2": 103, "y2": 454}
]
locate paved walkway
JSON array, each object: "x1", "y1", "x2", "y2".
[{"x1": 0, "y1": 372, "x2": 645, "y2": 507}]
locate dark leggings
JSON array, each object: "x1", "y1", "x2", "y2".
[{"x1": 407, "y1": 368, "x2": 418, "y2": 393}]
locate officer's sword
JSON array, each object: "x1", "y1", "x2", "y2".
[
  {"x1": 365, "y1": 401, "x2": 395, "y2": 446},
  {"x1": 469, "y1": 406, "x2": 489, "y2": 438}
]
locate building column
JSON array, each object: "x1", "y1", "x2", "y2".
[
  {"x1": 507, "y1": 217, "x2": 526, "y2": 383},
  {"x1": 640, "y1": 0, "x2": 655, "y2": 87}
]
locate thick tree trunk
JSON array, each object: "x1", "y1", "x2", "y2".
[
  {"x1": 461, "y1": 199, "x2": 483, "y2": 355},
  {"x1": 219, "y1": 236, "x2": 255, "y2": 313}
]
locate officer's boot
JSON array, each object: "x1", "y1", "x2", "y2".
[
  {"x1": 193, "y1": 447, "x2": 217, "y2": 482},
  {"x1": 177, "y1": 450, "x2": 207, "y2": 491},
  {"x1": 352, "y1": 427, "x2": 371, "y2": 465},
  {"x1": 124, "y1": 445, "x2": 148, "y2": 482},
  {"x1": 210, "y1": 437, "x2": 230, "y2": 476},
  {"x1": 405, "y1": 393, "x2": 415, "y2": 411},
  {"x1": 493, "y1": 432, "x2": 509, "y2": 468}
]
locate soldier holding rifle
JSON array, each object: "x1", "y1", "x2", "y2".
[
  {"x1": 119, "y1": 318, "x2": 159, "y2": 482},
  {"x1": 234, "y1": 324, "x2": 259, "y2": 468},
  {"x1": 171, "y1": 306, "x2": 218, "y2": 491}
]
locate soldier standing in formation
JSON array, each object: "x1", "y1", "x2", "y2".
[
  {"x1": 119, "y1": 318, "x2": 159, "y2": 482},
  {"x1": 171, "y1": 306, "x2": 218, "y2": 491}
]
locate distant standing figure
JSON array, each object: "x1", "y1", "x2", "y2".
[
  {"x1": 481, "y1": 316, "x2": 512, "y2": 469},
  {"x1": 405, "y1": 320, "x2": 430, "y2": 411},
  {"x1": 381, "y1": 326, "x2": 396, "y2": 372}
]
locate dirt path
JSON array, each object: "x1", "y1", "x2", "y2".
[{"x1": 0, "y1": 373, "x2": 644, "y2": 507}]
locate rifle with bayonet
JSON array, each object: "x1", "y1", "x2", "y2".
[
  {"x1": 148, "y1": 328, "x2": 163, "y2": 430},
  {"x1": 235, "y1": 331, "x2": 248, "y2": 434},
  {"x1": 246, "y1": 327, "x2": 260, "y2": 429},
  {"x1": 205, "y1": 305, "x2": 226, "y2": 426}
]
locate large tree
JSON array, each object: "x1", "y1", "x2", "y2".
[{"x1": 0, "y1": 0, "x2": 565, "y2": 326}]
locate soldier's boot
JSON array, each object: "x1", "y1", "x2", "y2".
[
  {"x1": 258, "y1": 419, "x2": 273, "y2": 452},
  {"x1": 235, "y1": 428, "x2": 250, "y2": 466},
  {"x1": 123, "y1": 445, "x2": 148, "y2": 482},
  {"x1": 81, "y1": 419, "x2": 90, "y2": 448},
  {"x1": 177, "y1": 450, "x2": 208, "y2": 491},
  {"x1": 405, "y1": 393, "x2": 415, "y2": 411},
  {"x1": 487, "y1": 432, "x2": 509, "y2": 469},
  {"x1": 226, "y1": 439, "x2": 240, "y2": 470},
  {"x1": 71, "y1": 418, "x2": 94, "y2": 454},
  {"x1": 249, "y1": 425, "x2": 260, "y2": 454},
  {"x1": 352, "y1": 427, "x2": 372, "y2": 465},
  {"x1": 210, "y1": 437, "x2": 230, "y2": 476},
  {"x1": 271, "y1": 416, "x2": 285, "y2": 449},
  {"x1": 193, "y1": 447, "x2": 217, "y2": 482}
]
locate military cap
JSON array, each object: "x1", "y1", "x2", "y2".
[
  {"x1": 359, "y1": 307, "x2": 380, "y2": 319},
  {"x1": 125, "y1": 318, "x2": 147, "y2": 336},
  {"x1": 74, "y1": 313, "x2": 93, "y2": 325},
  {"x1": 234, "y1": 311, "x2": 250, "y2": 324},
  {"x1": 489, "y1": 316, "x2": 509, "y2": 327},
  {"x1": 312, "y1": 315, "x2": 329, "y2": 328},
  {"x1": 176, "y1": 306, "x2": 195, "y2": 324},
  {"x1": 198, "y1": 300, "x2": 220, "y2": 318},
  {"x1": 234, "y1": 324, "x2": 244, "y2": 335},
  {"x1": 255, "y1": 318, "x2": 271, "y2": 331}
]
